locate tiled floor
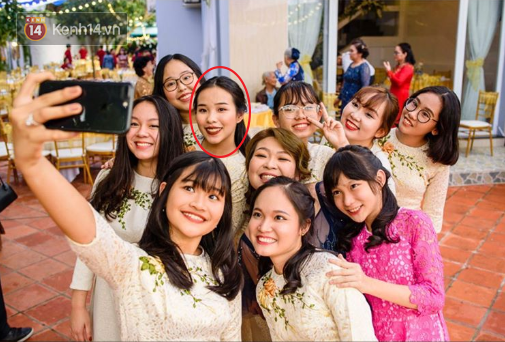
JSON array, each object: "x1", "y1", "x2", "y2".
[
  {"x1": 450, "y1": 144, "x2": 505, "y2": 186},
  {"x1": 1, "y1": 170, "x2": 504, "y2": 341}
]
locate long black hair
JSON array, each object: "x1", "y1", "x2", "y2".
[
  {"x1": 193, "y1": 76, "x2": 251, "y2": 156},
  {"x1": 253, "y1": 177, "x2": 325, "y2": 295},
  {"x1": 323, "y1": 145, "x2": 400, "y2": 253},
  {"x1": 152, "y1": 53, "x2": 206, "y2": 99},
  {"x1": 398, "y1": 42, "x2": 416, "y2": 65},
  {"x1": 407, "y1": 86, "x2": 460, "y2": 166},
  {"x1": 90, "y1": 95, "x2": 185, "y2": 220},
  {"x1": 138, "y1": 151, "x2": 243, "y2": 299}
]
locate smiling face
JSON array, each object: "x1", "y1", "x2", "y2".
[
  {"x1": 165, "y1": 166, "x2": 225, "y2": 249},
  {"x1": 248, "y1": 137, "x2": 298, "y2": 190},
  {"x1": 399, "y1": 92, "x2": 441, "y2": 140},
  {"x1": 163, "y1": 59, "x2": 199, "y2": 115},
  {"x1": 273, "y1": 95, "x2": 322, "y2": 144},
  {"x1": 341, "y1": 94, "x2": 387, "y2": 148},
  {"x1": 248, "y1": 186, "x2": 309, "y2": 272},
  {"x1": 196, "y1": 86, "x2": 243, "y2": 153},
  {"x1": 126, "y1": 102, "x2": 160, "y2": 165},
  {"x1": 331, "y1": 173, "x2": 384, "y2": 230}
]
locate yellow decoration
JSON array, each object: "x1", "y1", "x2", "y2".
[
  {"x1": 465, "y1": 58, "x2": 484, "y2": 91},
  {"x1": 299, "y1": 54, "x2": 313, "y2": 83}
]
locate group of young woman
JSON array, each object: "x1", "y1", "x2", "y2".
[{"x1": 10, "y1": 52, "x2": 461, "y2": 341}]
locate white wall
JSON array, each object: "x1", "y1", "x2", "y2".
[
  {"x1": 228, "y1": 0, "x2": 288, "y2": 99},
  {"x1": 155, "y1": 0, "x2": 203, "y2": 65}
]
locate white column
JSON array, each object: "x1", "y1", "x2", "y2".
[
  {"x1": 323, "y1": 0, "x2": 337, "y2": 94},
  {"x1": 453, "y1": 0, "x2": 469, "y2": 99},
  {"x1": 494, "y1": 0, "x2": 505, "y2": 135}
]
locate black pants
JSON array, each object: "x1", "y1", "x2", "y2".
[{"x1": 0, "y1": 277, "x2": 11, "y2": 339}]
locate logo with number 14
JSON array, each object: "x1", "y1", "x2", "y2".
[{"x1": 24, "y1": 17, "x2": 47, "y2": 41}]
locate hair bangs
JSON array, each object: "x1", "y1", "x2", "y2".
[
  {"x1": 182, "y1": 160, "x2": 229, "y2": 197},
  {"x1": 281, "y1": 83, "x2": 319, "y2": 106},
  {"x1": 356, "y1": 89, "x2": 387, "y2": 112}
]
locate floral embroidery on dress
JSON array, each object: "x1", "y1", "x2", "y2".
[
  {"x1": 184, "y1": 132, "x2": 197, "y2": 151},
  {"x1": 180, "y1": 266, "x2": 219, "y2": 309},
  {"x1": 118, "y1": 189, "x2": 153, "y2": 230},
  {"x1": 258, "y1": 272, "x2": 315, "y2": 330},
  {"x1": 377, "y1": 135, "x2": 425, "y2": 178},
  {"x1": 139, "y1": 256, "x2": 166, "y2": 292}
]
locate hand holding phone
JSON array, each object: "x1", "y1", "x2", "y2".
[{"x1": 39, "y1": 80, "x2": 134, "y2": 134}]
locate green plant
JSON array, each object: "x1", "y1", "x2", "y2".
[{"x1": 340, "y1": 0, "x2": 386, "y2": 20}]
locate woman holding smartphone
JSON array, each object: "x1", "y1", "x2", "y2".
[
  {"x1": 11, "y1": 72, "x2": 243, "y2": 341},
  {"x1": 70, "y1": 95, "x2": 185, "y2": 341}
]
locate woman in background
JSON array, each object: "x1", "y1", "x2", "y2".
[
  {"x1": 133, "y1": 57, "x2": 154, "y2": 100},
  {"x1": 339, "y1": 39, "x2": 371, "y2": 112},
  {"x1": 384, "y1": 42, "x2": 416, "y2": 125},
  {"x1": 275, "y1": 47, "x2": 305, "y2": 84}
]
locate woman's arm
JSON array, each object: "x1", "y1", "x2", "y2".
[
  {"x1": 422, "y1": 165, "x2": 450, "y2": 233},
  {"x1": 405, "y1": 211, "x2": 446, "y2": 315},
  {"x1": 326, "y1": 254, "x2": 418, "y2": 309},
  {"x1": 323, "y1": 264, "x2": 377, "y2": 341},
  {"x1": 12, "y1": 72, "x2": 96, "y2": 244},
  {"x1": 70, "y1": 289, "x2": 92, "y2": 342},
  {"x1": 275, "y1": 62, "x2": 300, "y2": 84},
  {"x1": 387, "y1": 64, "x2": 414, "y2": 87},
  {"x1": 360, "y1": 63, "x2": 371, "y2": 87}
]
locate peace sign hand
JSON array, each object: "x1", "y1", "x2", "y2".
[
  {"x1": 306, "y1": 102, "x2": 349, "y2": 149},
  {"x1": 325, "y1": 254, "x2": 372, "y2": 294}
]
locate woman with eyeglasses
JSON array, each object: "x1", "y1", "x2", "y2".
[
  {"x1": 152, "y1": 54, "x2": 206, "y2": 151},
  {"x1": 272, "y1": 81, "x2": 335, "y2": 184},
  {"x1": 383, "y1": 43, "x2": 416, "y2": 125},
  {"x1": 376, "y1": 86, "x2": 461, "y2": 233}
]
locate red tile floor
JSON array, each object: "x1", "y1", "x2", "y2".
[{"x1": 0, "y1": 171, "x2": 504, "y2": 341}]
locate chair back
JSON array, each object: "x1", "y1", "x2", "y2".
[
  {"x1": 0, "y1": 120, "x2": 12, "y2": 160},
  {"x1": 54, "y1": 134, "x2": 86, "y2": 158},
  {"x1": 475, "y1": 90, "x2": 499, "y2": 123}
]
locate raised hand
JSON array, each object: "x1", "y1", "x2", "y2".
[
  {"x1": 325, "y1": 254, "x2": 371, "y2": 294},
  {"x1": 306, "y1": 102, "x2": 349, "y2": 149},
  {"x1": 276, "y1": 61, "x2": 283, "y2": 70},
  {"x1": 383, "y1": 61, "x2": 392, "y2": 72},
  {"x1": 11, "y1": 72, "x2": 81, "y2": 172}
]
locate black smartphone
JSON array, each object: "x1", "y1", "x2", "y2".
[{"x1": 39, "y1": 80, "x2": 134, "y2": 134}]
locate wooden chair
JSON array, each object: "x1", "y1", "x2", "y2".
[
  {"x1": 0, "y1": 119, "x2": 52, "y2": 184},
  {"x1": 86, "y1": 133, "x2": 117, "y2": 166},
  {"x1": 0, "y1": 120, "x2": 16, "y2": 183},
  {"x1": 51, "y1": 134, "x2": 93, "y2": 185},
  {"x1": 459, "y1": 90, "x2": 499, "y2": 157}
]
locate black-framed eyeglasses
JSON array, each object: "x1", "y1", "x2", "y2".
[
  {"x1": 163, "y1": 72, "x2": 195, "y2": 92},
  {"x1": 279, "y1": 104, "x2": 320, "y2": 120},
  {"x1": 404, "y1": 98, "x2": 438, "y2": 124}
]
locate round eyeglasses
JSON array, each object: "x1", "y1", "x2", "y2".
[
  {"x1": 404, "y1": 98, "x2": 438, "y2": 124},
  {"x1": 279, "y1": 104, "x2": 320, "y2": 120},
  {"x1": 163, "y1": 72, "x2": 195, "y2": 92}
]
